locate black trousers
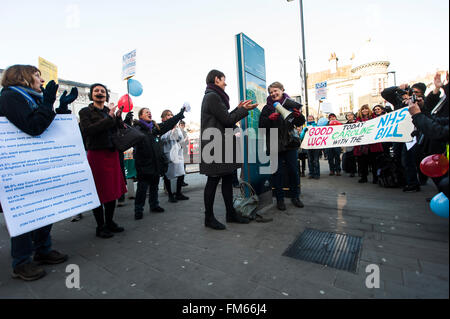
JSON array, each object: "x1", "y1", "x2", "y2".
[
  {"x1": 357, "y1": 152, "x2": 379, "y2": 181},
  {"x1": 163, "y1": 175, "x2": 183, "y2": 196},
  {"x1": 93, "y1": 200, "x2": 116, "y2": 227},
  {"x1": 204, "y1": 174, "x2": 234, "y2": 218}
]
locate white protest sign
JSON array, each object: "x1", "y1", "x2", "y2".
[
  {"x1": 315, "y1": 81, "x2": 327, "y2": 100},
  {"x1": 320, "y1": 102, "x2": 333, "y2": 113},
  {"x1": 301, "y1": 107, "x2": 414, "y2": 149},
  {"x1": 0, "y1": 115, "x2": 100, "y2": 237},
  {"x1": 122, "y1": 49, "x2": 136, "y2": 80}
]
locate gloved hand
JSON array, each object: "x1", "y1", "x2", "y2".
[
  {"x1": 124, "y1": 111, "x2": 134, "y2": 125},
  {"x1": 268, "y1": 112, "x2": 280, "y2": 121},
  {"x1": 56, "y1": 87, "x2": 78, "y2": 114},
  {"x1": 42, "y1": 80, "x2": 59, "y2": 106},
  {"x1": 292, "y1": 108, "x2": 301, "y2": 118}
]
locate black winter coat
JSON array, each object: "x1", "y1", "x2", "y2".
[
  {"x1": 133, "y1": 111, "x2": 184, "y2": 177},
  {"x1": 0, "y1": 87, "x2": 56, "y2": 136},
  {"x1": 259, "y1": 98, "x2": 305, "y2": 155},
  {"x1": 78, "y1": 104, "x2": 123, "y2": 151},
  {"x1": 200, "y1": 89, "x2": 249, "y2": 176},
  {"x1": 381, "y1": 86, "x2": 405, "y2": 110}
]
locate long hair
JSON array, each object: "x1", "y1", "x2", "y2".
[
  {"x1": 357, "y1": 104, "x2": 372, "y2": 119},
  {"x1": 1, "y1": 65, "x2": 40, "y2": 88}
]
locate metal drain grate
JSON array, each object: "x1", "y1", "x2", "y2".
[{"x1": 283, "y1": 228, "x2": 363, "y2": 272}]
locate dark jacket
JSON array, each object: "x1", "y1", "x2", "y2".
[
  {"x1": 416, "y1": 83, "x2": 449, "y2": 155},
  {"x1": 381, "y1": 86, "x2": 405, "y2": 110},
  {"x1": 259, "y1": 98, "x2": 305, "y2": 155},
  {"x1": 133, "y1": 111, "x2": 184, "y2": 177},
  {"x1": 78, "y1": 104, "x2": 123, "y2": 151},
  {"x1": 0, "y1": 87, "x2": 56, "y2": 136},
  {"x1": 200, "y1": 88, "x2": 249, "y2": 176}
]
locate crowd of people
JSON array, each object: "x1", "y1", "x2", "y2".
[
  {"x1": 0, "y1": 64, "x2": 448, "y2": 283},
  {"x1": 298, "y1": 72, "x2": 449, "y2": 200}
]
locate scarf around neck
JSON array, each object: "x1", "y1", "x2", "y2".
[
  {"x1": 266, "y1": 93, "x2": 290, "y2": 111},
  {"x1": 139, "y1": 119, "x2": 154, "y2": 132},
  {"x1": 206, "y1": 83, "x2": 230, "y2": 109},
  {"x1": 7, "y1": 86, "x2": 43, "y2": 109}
]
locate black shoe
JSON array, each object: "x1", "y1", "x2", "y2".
[
  {"x1": 226, "y1": 213, "x2": 250, "y2": 224},
  {"x1": 403, "y1": 185, "x2": 420, "y2": 192},
  {"x1": 175, "y1": 193, "x2": 189, "y2": 200},
  {"x1": 96, "y1": 226, "x2": 114, "y2": 238},
  {"x1": 71, "y1": 213, "x2": 82, "y2": 222},
  {"x1": 34, "y1": 250, "x2": 68, "y2": 265},
  {"x1": 168, "y1": 195, "x2": 177, "y2": 203},
  {"x1": 372, "y1": 178, "x2": 379, "y2": 184},
  {"x1": 358, "y1": 177, "x2": 368, "y2": 183},
  {"x1": 291, "y1": 198, "x2": 304, "y2": 208},
  {"x1": 12, "y1": 262, "x2": 46, "y2": 281},
  {"x1": 151, "y1": 206, "x2": 165, "y2": 213},
  {"x1": 277, "y1": 201, "x2": 286, "y2": 211},
  {"x1": 135, "y1": 212, "x2": 143, "y2": 220},
  {"x1": 349, "y1": 173, "x2": 355, "y2": 177},
  {"x1": 205, "y1": 216, "x2": 226, "y2": 230},
  {"x1": 181, "y1": 182, "x2": 189, "y2": 187},
  {"x1": 336, "y1": 172, "x2": 341, "y2": 176},
  {"x1": 106, "y1": 222, "x2": 124, "y2": 233}
]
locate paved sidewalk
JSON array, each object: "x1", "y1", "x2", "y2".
[{"x1": 0, "y1": 160, "x2": 448, "y2": 299}]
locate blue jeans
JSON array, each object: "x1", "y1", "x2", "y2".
[
  {"x1": 272, "y1": 149, "x2": 300, "y2": 201},
  {"x1": 135, "y1": 174, "x2": 160, "y2": 212},
  {"x1": 327, "y1": 148, "x2": 341, "y2": 172},
  {"x1": 307, "y1": 149, "x2": 321, "y2": 177},
  {"x1": 11, "y1": 225, "x2": 52, "y2": 268}
]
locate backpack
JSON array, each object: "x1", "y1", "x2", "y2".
[{"x1": 376, "y1": 154, "x2": 402, "y2": 188}]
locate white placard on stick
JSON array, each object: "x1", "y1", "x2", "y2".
[{"x1": 0, "y1": 115, "x2": 100, "y2": 237}]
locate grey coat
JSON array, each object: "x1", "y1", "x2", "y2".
[{"x1": 200, "y1": 89, "x2": 249, "y2": 176}]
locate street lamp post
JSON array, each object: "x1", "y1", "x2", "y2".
[
  {"x1": 288, "y1": 0, "x2": 309, "y2": 118},
  {"x1": 388, "y1": 71, "x2": 397, "y2": 86}
]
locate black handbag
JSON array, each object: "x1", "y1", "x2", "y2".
[{"x1": 111, "y1": 123, "x2": 145, "y2": 152}]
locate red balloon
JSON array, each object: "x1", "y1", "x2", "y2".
[
  {"x1": 118, "y1": 94, "x2": 133, "y2": 112},
  {"x1": 420, "y1": 154, "x2": 449, "y2": 178},
  {"x1": 329, "y1": 120, "x2": 342, "y2": 126}
]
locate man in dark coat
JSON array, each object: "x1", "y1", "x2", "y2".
[{"x1": 200, "y1": 69, "x2": 257, "y2": 230}]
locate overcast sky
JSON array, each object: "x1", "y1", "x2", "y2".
[{"x1": 1, "y1": 0, "x2": 448, "y2": 123}]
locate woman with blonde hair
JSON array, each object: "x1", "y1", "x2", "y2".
[{"x1": 353, "y1": 104, "x2": 383, "y2": 183}]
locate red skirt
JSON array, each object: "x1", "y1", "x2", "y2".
[{"x1": 87, "y1": 149, "x2": 127, "y2": 204}]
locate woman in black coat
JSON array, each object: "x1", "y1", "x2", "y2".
[
  {"x1": 79, "y1": 83, "x2": 127, "y2": 239},
  {"x1": 258, "y1": 81, "x2": 305, "y2": 211},
  {"x1": 200, "y1": 69, "x2": 257, "y2": 230},
  {"x1": 0, "y1": 64, "x2": 76, "y2": 281},
  {"x1": 132, "y1": 107, "x2": 185, "y2": 220}
]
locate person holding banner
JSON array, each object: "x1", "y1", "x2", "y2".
[
  {"x1": 79, "y1": 83, "x2": 127, "y2": 238},
  {"x1": 259, "y1": 81, "x2": 306, "y2": 211},
  {"x1": 326, "y1": 113, "x2": 342, "y2": 176},
  {"x1": 353, "y1": 104, "x2": 384, "y2": 184},
  {"x1": 304, "y1": 115, "x2": 321, "y2": 180},
  {"x1": 342, "y1": 112, "x2": 357, "y2": 177},
  {"x1": 0, "y1": 64, "x2": 77, "y2": 281}
]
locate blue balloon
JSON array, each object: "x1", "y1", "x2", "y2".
[
  {"x1": 317, "y1": 118, "x2": 328, "y2": 126},
  {"x1": 430, "y1": 192, "x2": 449, "y2": 218},
  {"x1": 128, "y1": 79, "x2": 143, "y2": 97}
]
